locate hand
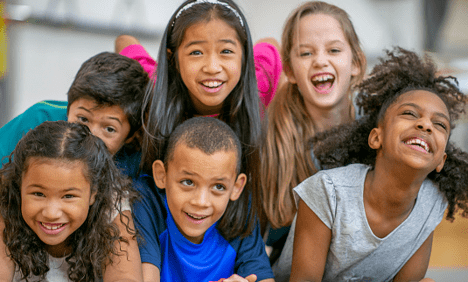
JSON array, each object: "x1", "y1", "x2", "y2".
[{"x1": 211, "y1": 274, "x2": 257, "y2": 282}]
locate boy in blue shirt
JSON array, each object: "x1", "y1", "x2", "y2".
[
  {"x1": 0, "y1": 52, "x2": 149, "y2": 176},
  {"x1": 133, "y1": 117, "x2": 274, "y2": 282}
]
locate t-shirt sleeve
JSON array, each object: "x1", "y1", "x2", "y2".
[
  {"x1": 254, "y1": 42, "x2": 282, "y2": 108},
  {"x1": 119, "y1": 44, "x2": 157, "y2": 79},
  {"x1": 0, "y1": 101, "x2": 67, "y2": 168},
  {"x1": 294, "y1": 172, "x2": 337, "y2": 229},
  {"x1": 233, "y1": 221, "x2": 275, "y2": 281},
  {"x1": 132, "y1": 176, "x2": 167, "y2": 271}
]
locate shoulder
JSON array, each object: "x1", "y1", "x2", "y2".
[
  {"x1": 420, "y1": 178, "x2": 448, "y2": 210},
  {"x1": 21, "y1": 100, "x2": 68, "y2": 120},
  {"x1": 305, "y1": 163, "x2": 369, "y2": 188}
]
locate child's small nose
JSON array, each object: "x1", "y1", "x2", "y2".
[{"x1": 42, "y1": 201, "x2": 63, "y2": 220}]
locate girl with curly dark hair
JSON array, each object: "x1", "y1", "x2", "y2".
[
  {"x1": 0, "y1": 121, "x2": 142, "y2": 281},
  {"x1": 274, "y1": 47, "x2": 468, "y2": 282}
]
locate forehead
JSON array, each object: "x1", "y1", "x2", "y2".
[
  {"x1": 168, "y1": 143, "x2": 238, "y2": 175},
  {"x1": 294, "y1": 13, "x2": 346, "y2": 45},
  {"x1": 69, "y1": 98, "x2": 128, "y2": 120},
  {"x1": 386, "y1": 90, "x2": 450, "y2": 118},
  {"x1": 23, "y1": 158, "x2": 90, "y2": 187},
  {"x1": 181, "y1": 18, "x2": 240, "y2": 44}
]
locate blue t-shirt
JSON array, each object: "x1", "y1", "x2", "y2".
[
  {"x1": 133, "y1": 174, "x2": 274, "y2": 281},
  {"x1": 0, "y1": 100, "x2": 141, "y2": 178}
]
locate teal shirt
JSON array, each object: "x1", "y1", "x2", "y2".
[{"x1": 0, "y1": 100, "x2": 68, "y2": 167}]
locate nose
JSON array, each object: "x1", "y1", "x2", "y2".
[
  {"x1": 42, "y1": 200, "x2": 63, "y2": 220},
  {"x1": 190, "y1": 188, "x2": 210, "y2": 208},
  {"x1": 87, "y1": 124, "x2": 103, "y2": 140},
  {"x1": 312, "y1": 51, "x2": 328, "y2": 68},
  {"x1": 416, "y1": 117, "x2": 433, "y2": 133},
  {"x1": 202, "y1": 54, "x2": 222, "y2": 74}
]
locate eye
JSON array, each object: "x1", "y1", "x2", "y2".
[
  {"x1": 63, "y1": 194, "x2": 76, "y2": 199},
  {"x1": 77, "y1": 116, "x2": 88, "y2": 123},
  {"x1": 105, "y1": 127, "x2": 116, "y2": 133},
  {"x1": 402, "y1": 110, "x2": 417, "y2": 117},
  {"x1": 221, "y1": 49, "x2": 233, "y2": 54},
  {"x1": 189, "y1": 50, "x2": 202, "y2": 56},
  {"x1": 181, "y1": 179, "x2": 194, "y2": 186},
  {"x1": 330, "y1": 48, "x2": 341, "y2": 54},
  {"x1": 300, "y1": 51, "x2": 312, "y2": 57},
  {"x1": 434, "y1": 121, "x2": 448, "y2": 131},
  {"x1": 32, "y1": 192, "x2": 45, "y2": 197},
  {"x1": 213, "y1": 184, "x2": 226, "y2": 191}
]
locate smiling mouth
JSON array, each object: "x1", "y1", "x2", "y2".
[
  {"x1": 186, "y1": 212, "x2": 209, "y2": 220},
  {"x1": 201, "y1": 81, "x2": 224, "y2": 89},
  {"x1": 311, "y1": 74, "x2": 335, "y2": 93},
  {"x1": 404, "y1": 138, "x2": 430, "y2": 153},
  {"x1": 40, "y1": 222, "x2": 67, "y2": 230}
]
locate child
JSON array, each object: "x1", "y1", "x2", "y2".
[
  {"x1": 275, "y1": 48, "x2": 468, "y2": 282},
  {"x1": 0, "y1": 121, "x2": 142, "y2": 281},
  {"x1": 135, "y1": 1, "x2": 267, "y2": 276},
  {"x1": 260, "y1": 0, "x2": 367, "y2": 261},
  {"x1": 0, "y1": 51, "x2": 149, "y2": 178},
  {"x1": 133, "y1": 117, "x2": 274, "y2": 281}
]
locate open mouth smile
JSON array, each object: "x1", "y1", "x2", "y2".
[
  {"x1": 38, "y1": 221, "x2": 68, "y2": 235},
  {"x1": 404, "y1": 137, "x2": 430, "y2": 153},
  {"x1": 311, "y1": 73, "x2": 335, "y2": 94}
]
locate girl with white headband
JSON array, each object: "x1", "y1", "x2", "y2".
[{"x1": 132, "y1": 0, "x2": 275, "y2": 281}]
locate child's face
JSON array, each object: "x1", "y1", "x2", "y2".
[
  {"x1": 153, "y1": 143, "x2": 246, "y2": 244},
  {"x1": 287, "y1": 13, "x2": 359, "y2": 114},
  {"x1": 369, "y1": 90, "x2": 450, "y2": 174},
  {"x1": 68, "y1": 98, "x2": 133, "y2": 155},
  {"x1": 177, "y1": 18, "x2": 243, "y2": 116},
  {"x1": 21, "y1": 158, "x2": 95, "y2": 256}
]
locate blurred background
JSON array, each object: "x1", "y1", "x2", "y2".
[{"x1": 0, "y1": 0, "x2": 467, "y2": 280}]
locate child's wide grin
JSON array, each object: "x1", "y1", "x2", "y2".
[
  {"x1": 39, "y1": 221, "x2": 69, "y2": 235},
  {"x1": 403, "y1": 137, "x2": 431, "y2": 154},
  {"x1": 311, "y1": 72, "x2": 335, "y2": 94},
  {"x1": 200, "y1": 79, "x2": 225, "y2": 93},
  {"x1": 185, "y1": 212, "x2": 209, "y2": 223}
]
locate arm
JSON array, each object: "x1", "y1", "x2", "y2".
[
  {"x1": 393, "y1": 232, "x2": 434, "y2": 282},
  {"x1": 103, "y1": 210, "x2": 143, "y2": 282},
  {"x1": 142, "y1": 263, "x2": 160, "y2": 282},
  {"x1": 290, "y1": 199, "x2": 332, "y2": 282},
  {"x1": 0, "y1": 215, "x2": 15, "y2": 281},
  {"x1": 115, "y1": 35, "x2": 141, "y2": 54}
]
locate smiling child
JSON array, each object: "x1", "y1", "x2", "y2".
[{"x1": 133, "y1": 117, "x2": 273, "y2": 282}]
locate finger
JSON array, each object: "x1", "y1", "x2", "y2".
[{"x1": 245, "y1": 274, "x2": 257, "y2": 282}]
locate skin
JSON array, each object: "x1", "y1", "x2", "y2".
[
  {"x1": 286, "y1": 13, "x2": 360, "y2": 132},
  {"x1": 177, "y1": 19, "x2": 243, "y2": 116},
  {"x1": 291, "y1": 90, "x2": 450, "y2": 281},
  {"x1": 0, "y1": 158, "x2": 143, "y2": 281},
  {"x1": 68, "y1": 98, "x2": 134, "y2": 155}
]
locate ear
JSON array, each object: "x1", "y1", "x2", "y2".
[
  {"x1": 229, "y1": 173, "x2": 247, "y2": 201},
  {"x1": 368, "y1": 127, "x2": 382, "y2": 150},
  {"x1": 124, "y1": 129, "x2": 139, "y2": 145},
  {"x1": 89, "y1": 191, "x2": 97, "y2": 206},
  {"x1": 152, "y1": 160, "x2": 167, "y2": 190},
  {"x1": 436, "y1": 152, "x2": 447, "y2": 173},
  {"x1": 351, "y1": 59, "x2": 360, "y2": 77},
  {"x1": 284, "y1": 65, "x2": 297, "y2": 84}
]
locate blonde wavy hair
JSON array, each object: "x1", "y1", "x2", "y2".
[{"x1": 261, "y1": 1, "x2": 367, "y2": 228}]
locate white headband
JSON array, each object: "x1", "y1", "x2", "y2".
[{"x1": 173, "y1": 0, "x2": 244, "y2": 27}]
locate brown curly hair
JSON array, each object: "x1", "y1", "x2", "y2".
[{"x1": 0, "y1": 121, "x2": 138, "y2": 281}]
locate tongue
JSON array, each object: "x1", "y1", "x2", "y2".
[{"x1": 315, "y1": 82, "x2": 332, "y2": 91}]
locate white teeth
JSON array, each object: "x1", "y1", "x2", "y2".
[
  {"x1": 187, "y1": 213, "x2": 208, "y2": 220},
  {"x1": 203, "y1": 81, "x2": 222, "y2": 88},
  {"x1": 41, "y1": 222, "x2": 65, "y2": 230},
  {"x1": 405, "y1": 138, "x2": 429, "y2": 152},
  {"x1": 312, "y1": 74, "x2": 334, "y2": 82}
]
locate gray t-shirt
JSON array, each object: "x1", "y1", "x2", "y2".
[{"x1": 273, "y1": 164, "x2": 447, "y2": 282}]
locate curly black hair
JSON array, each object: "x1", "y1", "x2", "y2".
[
  {"x1": 311, "y1": 47, "x2": 468, "y2": 221},
  {"x1": 0, "y1": 121, "x2": 138, "y2": 281}
]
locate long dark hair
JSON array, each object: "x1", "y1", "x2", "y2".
[
  {"x1": 312, "y1": 47, "x2": 468, "y2": 221},
  {"x1": 140, "y1": 0, "x2": 261, "y2": 239},
  {"x1": 0, "y1": 121, "x2": 138, "y2": 281}
]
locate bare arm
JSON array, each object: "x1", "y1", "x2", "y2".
[
  {"x1": 142, "y1": 262, "x2": 160, "y2": 282},
  {"x1": 115, "y1": 35, "x2": 141, "y2": 54},
  {"x1": 103, "y1": 210, "x2": 143, "y2": 282},
  {"x1": 393, "y1": 232, "x2": 434, "y2": 282},
  {"x1": 290, "y1": 200, "x2": 332, "y2": 282},
  {"x1": 0, "y1": 215, "x2": 15, "y2": 281}
]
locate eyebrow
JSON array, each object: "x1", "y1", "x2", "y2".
[
  {"x1": 107, "y1": 116, "x2": 123, "y2": 126},
  {"x1": 77, "y1": 106, "x2": 123, "y2": 126},
  {"x1": 399, "y1": 102, "x2": 450, "y2": 121},
  {"x1": 183, "y1": 39, "x2": 238, "y2": 49},
  {"x1": 25, "y1": 185, "x2": 82, "y2": 192},
  {"x1": 297, "y1": 40, "x2": 345, "y2": 48},
  {"x1": 180, "y1": 170, "x2": 230, "y2": 182}
]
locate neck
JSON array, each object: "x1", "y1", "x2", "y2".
[
  {"x1": 305, "y1": 97, "x2": 353, "y2": 133},
  {"x1": 365, "y1": 158, "x2": 428, "y2": 220}
]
